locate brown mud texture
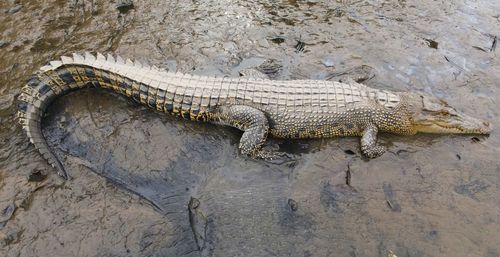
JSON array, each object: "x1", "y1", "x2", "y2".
[{"x1": 0, "y1": 0, "x2": 499, "y2": 256}]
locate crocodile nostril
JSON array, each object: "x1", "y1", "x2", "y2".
[{"x1": 483, "y1": 121, "x2": 490, "y2": 127}]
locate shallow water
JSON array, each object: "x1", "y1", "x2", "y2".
[{"x1": 0, "y1": 0, "x2": 499, "y2": 256}]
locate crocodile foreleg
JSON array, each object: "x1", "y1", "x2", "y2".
[{"x1": 360, "y1": 124, "x2": 386, "y2": 158}]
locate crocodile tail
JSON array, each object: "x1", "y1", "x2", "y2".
[
  {"x1": 16, "y1": 52, "x2": 150, "y2": 179},
  {"x1": 17, "y1": 72, "x2": 71, "y2": 179}
]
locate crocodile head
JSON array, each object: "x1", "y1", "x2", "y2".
[{"x1": 408, "y1": 94, "x2": 492, "y2": 134}]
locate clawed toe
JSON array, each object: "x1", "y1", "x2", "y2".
[
  {"x1": 248, "y1": 150, "x2": 296, "y2": 165},
  {"x1": 362, "y1": 145, "x2": 386, "y2": 158},
  {"x1": 263, "y1": 152, "x2": 296, "y2": 165}
]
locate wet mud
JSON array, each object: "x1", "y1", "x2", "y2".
[{"x1": 0, "y1": 0, "x2": 499, "y2": 256}]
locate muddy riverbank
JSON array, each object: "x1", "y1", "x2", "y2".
[{"x1": 0, "y1": 0, "x2": 499, "y2": 256}]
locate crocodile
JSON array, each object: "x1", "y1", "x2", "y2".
[{"x1": 17, "y1": 53, "x2": 492, "y2": 179}]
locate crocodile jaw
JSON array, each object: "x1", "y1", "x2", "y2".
[
  {"x1": 412, "y1": 95, "x2": 492, "y2": 134},
  {"x1": 414, "y1": 117, "x2": 492, "y2": 134}
]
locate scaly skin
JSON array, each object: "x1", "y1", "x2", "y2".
[{"x1": 17, "y1": 53, "x2": 492, "y2": 179}]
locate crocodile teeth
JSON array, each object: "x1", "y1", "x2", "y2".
[
  {"x1": 60, "y1": 56, "x2": 73, "y2": 64},
  {"x1": 126, "y1": 58, "x2": 134, "y2": 66},
  {"x1": 72, "y1": 53, "x2": 84, "y2": 63},
  {"x1": 134, "y1": 60, "x2": 143, "y2": 68},
  {"x1": 106, "y1": 53, "x2": 115, "y2": 63}
]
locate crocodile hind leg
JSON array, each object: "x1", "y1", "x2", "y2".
[
  {"x1": 360, "y1": 124, "x2": 386, "y2": 158},
  {"x1": 217, "y1": 105, "x2": 281, "y2": 159}
]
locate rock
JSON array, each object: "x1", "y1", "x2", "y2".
[{"x1": 0, "y1": 41, "x2": 8, "y2": 48}]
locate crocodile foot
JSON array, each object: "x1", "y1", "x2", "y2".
[
  {"x1": 361, "y1": 145, "x2": 386, "y2": 158},
  {"x1": 255, "y1": 150, "x2": 296, "y2": 165}
]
